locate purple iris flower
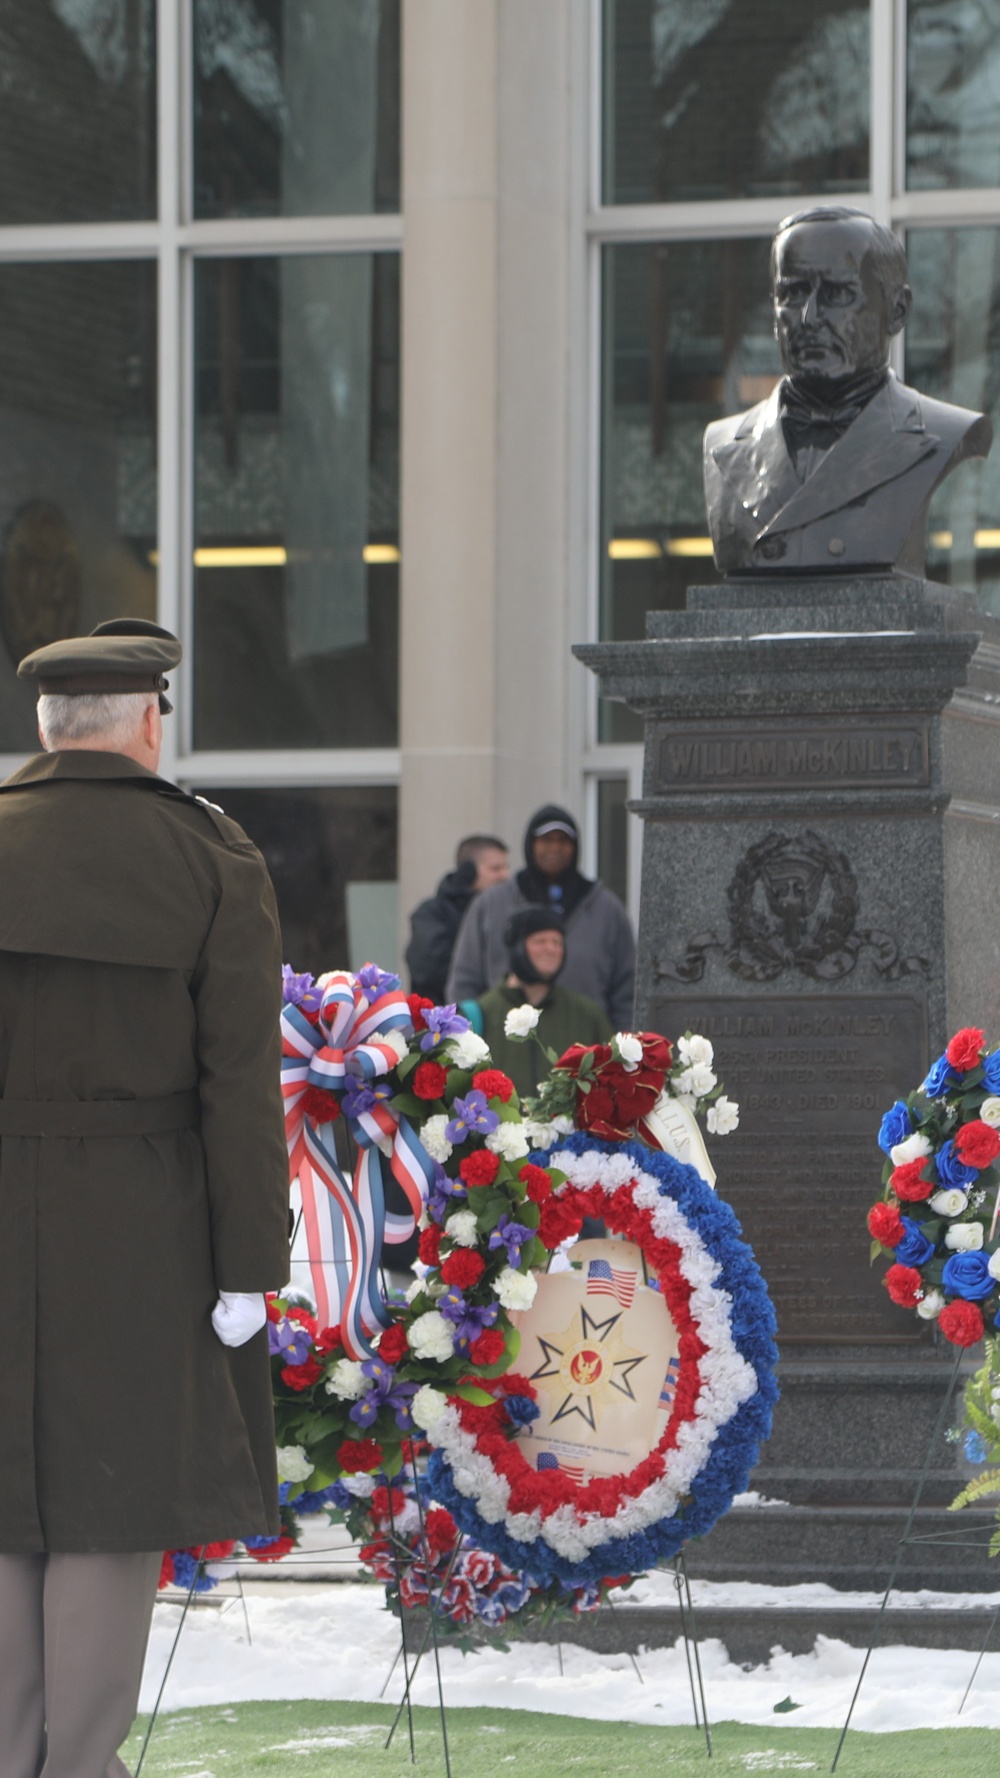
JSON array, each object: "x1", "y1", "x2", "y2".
[
  {"x1": 349, "y1": 1355, "x2": 418, "y2": 1430},
  {"x1": 438, "y1": 1288, "x2": 499, "y2": 1348},
  {"x1": 268, "y1": 1318, "x2": 312, "y2": 1365},
  {"x1": 342, "y1": 1078, "x2": 394, "y2": 1121},
  {"x1": 282, "y1": 966, "x2": 324, "y2": 1017},
  {"x1": 427, "y1": 1162, "x2": 466, "y2": 1222},
  {"x1": 488, "y1": 1214, "x2": 534, "y2": 1268},
  {"x1": 357, "y1": 963, "x2": 402, "y2": 998},
  {"x1": 419, "y1": 1004, "x2": 470, "y2": 1053},
  {"x1": 445, "y1": 1090, "x2": 499, "y2": 1144}
]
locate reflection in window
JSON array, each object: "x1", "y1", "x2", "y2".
[
  {"x1": 0, "y1": 0, "x2": 156, "y2": 224},
  {"x1": 906, "y1": 228, "x2": 1000, "y2": 612},
  {"x1": 193, "y1": 251, "x2": 399, "y2": 749},
  {"x1": 600, "y1": 239, "x2": 780, "y2": 738},
  {"x1": 195, "y1": 784, "x2": 398, "y2": 975},
  {"x1": 907, "y1": 0, "x2": 1000, "y2": 190},
  {"x1": 603, "y1": 0, "x2": 869, "y2": 205},
  {"x1": 194, "y1": 0, "x2": 400, "y2": 217},
  {"x1": 0, "y1": 262, "x2": 157, "y2": 751}
]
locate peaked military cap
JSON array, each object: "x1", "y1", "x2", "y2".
[{"x1": 18, "y1": 618, "x2": 181, "y2": 713}]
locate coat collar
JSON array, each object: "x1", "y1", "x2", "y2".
[{"x1": 0, "y1": 750, "x2": 176, "y2": 793}]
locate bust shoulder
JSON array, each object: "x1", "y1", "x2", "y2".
[
  {"x1": 891, "y1": 377, "x2": 993, "y2": 457},
  {"x1": 703, "y1": 402, "x2": 766, "y2": 456}
]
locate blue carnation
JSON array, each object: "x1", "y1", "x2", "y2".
[
  {"x1": 896, "y1": 1216, "x2": 936, "y2": 1268},
  {"x1": 504, "y1": 1394, "x2": 540, "y2": 1428},
  {"x1": 878, "y1": 1100, "x2": 913, "y2": 1156},
  {"x1": 942, "y1": 1250, "x2": 994, "y2": 1301},
  {"x1": 983, "y1": 1051, "x2": 1000, "y2": 1093},
  {"x1": 935, "y1": 1140, "x2": 978, "y2": 1190},
  {"x1": 923, "y1": 1054, "x2": 960, "y2": 1098},
  {"x1": 964, "y1": 1429, "x2": 988, "y2": 1464}
]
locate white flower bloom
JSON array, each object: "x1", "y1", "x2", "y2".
[
  {"x1": 677, "y1": 1033, "x2": 714, "y2": 1069},
  {"x1": 929, "y1": 1188, "x2": 968, "y2": 1218},
  {"x1": 446, "y1": 1029, "x2": 490, "y2": 1069},
  {"x1": 981, "y1": 1097, "x2": 1000, "y2": 1129},
  {"x1": 493, "y1": 1266, "x2": 537, "y2": 1311},
  {"x1": 988, "y1": 1250, "x2": 1000, "y2": 1282},
  {"x1": 614, "y1": 1032, "x2": 644, "y2": 1070},
  {"x1": 524, "y1": 1118, "x2": 559, "y2": 1151},
  {"x1": 486, "y1": 1121, "x2": 530, "y2": 1161},
  {"x1": 673, "y1": 1063, "x2": 717, "y2": 1099},
  {"x1": 411, "y1": 1385, "x2": 449, "y2": 1431},
  {"x1": 325, "y1": 1358, "x2": 368, "y2": 1400},
  {"x1": 446, "y1": 1209, "x2": 480, "y2": 1247},
  {"x1": 407, "y1": 1309, "x2": 456, "y2": 1362},
  {"x1": 405, "y1": 1276, "x2": 426, "y2": 1304},
  {"x1": 916, "y1": 1287, "x2": 945, "y2": 1320},
  {"x1": 275, "y1": 1444, "x2": 314, "y2": 1483},
  {"x1": 706, "y1": 1095, "x2": 740, "y2": 1135},
  {"x1": 381, "y1": 1029, "x2": 409, "y2": 1063},
  {"x1": 421, "y1": 1114, "x2": 453, "y2": 1163},
  {"x1": 890, "y1": 1131, "x2": 933, "y2": 1167},
  {"x1": 342, "y1": 1473, "x2": 376, "y2": 1498},
  {"x1": 944, "y1": 1221, "x2": 985, "y2": 1252},
  {"x1": 504, "y1": 1004, "x2": 540, "y2": 1038}
]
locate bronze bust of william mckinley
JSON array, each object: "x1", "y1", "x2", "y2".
[{"x1": 703, "y1": 207, "x2": 992, "y2": 577}]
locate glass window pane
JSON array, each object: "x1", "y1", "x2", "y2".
[
  {"x1": 603, "y1": 0, "x2": 870, "y2": 205},
  {"x1": 194, "y1": 0, "x2": 400, "y2": 218},
  {"x1": 600, "y1": 239, "x2": 780, "y2": 740},
  {"x1": 0, "y1": 1, "x2": 155, "y2": 223},
  {"x1": 905, "y1": 227, "x2": 1000, "y2": 613},
  {"x1": 906, "y1": 1, "x2": 1000, "y2": 190},
  {"x1": 194, "y1": 784, "x2": 398, "y2": 975},
  {"x1": 193, "y1": 251, "x2": 399, "y2": 750},
  {"x1": 0, "y1": 262, "x2": 157, "y2": 752}
]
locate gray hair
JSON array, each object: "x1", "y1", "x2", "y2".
[{"x1": 37, "y1": 690, "x2": 157, "y2": 751}]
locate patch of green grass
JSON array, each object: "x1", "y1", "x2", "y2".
[{"x1": 120, "y1": 1699, "x2": 1000, "y2": 1777}]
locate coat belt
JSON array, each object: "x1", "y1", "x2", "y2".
[{"x1": 0, "y1": 1089, "x2": 200, "y2": 1137}]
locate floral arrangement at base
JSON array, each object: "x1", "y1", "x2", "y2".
[
  {"x1": 869, "y1": 1027, "x2": 1000, "y2": 1345},
  {"x1": 948, "y1": 1335, "x2": 1000, "y2": 1555}
]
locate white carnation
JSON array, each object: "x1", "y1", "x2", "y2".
[
  {"x1": 446, "y1": 1209, "x2": 480, "y2": 1247},
  {"x1": 614, "y1": 1032, "x2": 644, "y2": 1069},
  {"x1": 407, "y1": 1309, "x2": 456, "y2": 1362},
  {"x1": 989, "y1": 1250, "x2": 1000, "y2": 1282},
  {"x1": 421, "y1": 1115, "x2": 453, "y2": 1163},
  {"x1": 945, "y1": 1221, "x2": 985, "y2": 1251},
  {"x1": 504, "y1": 1004, "x2": 540, "y2": 1038},
  {"x1": 929, "y1": 1188, "x2": 967, "y2": 1218},
  {"x1": 381, "y1": 1029, "x2": 409, "y2": 1063},
  {"x1": 706, "y1": 1095, "x2": 740, "y2": 1135},
  {"x1": 325, "y1": 1358, "x2": 368, "y2": 1400},
  {"x1": 486, "y1": 1121, "x2": 530, "y2": 1161},
  {"x1": 275, "y1": 1444, "x2": 314, "y2": 1483},
  {"x1": 493, "y1": 1266, "x2": 538, "y2": 1311},
  {"x1": 405, "y1": 1275, "x2": 426, "y2": 1303},
  {"x1": 677, "y1": 1033, "x2": 714, "y2": 1069},
  {"x1": 673, "y1": 1063, "x2": 717, "y2": 1099},
  {"x1": 916, "y1": 1287, "x2": 945, "y2": 1320},
  {"x1": 890, "y1": 1132, "x2": 933, "y2": 1167},
  {"x1": 446, "y1": 1029, "x2": 490, "y2": 1069},
  {"x1": 981, "y1": 1097, "x2": 1000, "y2": 1129},
  {"x1": 524, "y1": 1118, "x2": 559, "y2": 1151},
  {"x1": 411, "y1": 1385, "x2": 449, "y2": 1431}
]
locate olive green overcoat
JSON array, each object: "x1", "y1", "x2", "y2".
[{"x1": 0, "y1": 751, "x2": 290, "y2": 1553}]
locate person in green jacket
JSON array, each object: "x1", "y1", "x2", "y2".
[{"x1": 472, "y1": 906, "x2": 612, "y2": 1105}]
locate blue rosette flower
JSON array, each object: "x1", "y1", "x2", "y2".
[
  {"x1": 878, "y1": 1100, "x2": 913, "y2": 1155},
  {"x1": 923, "y1": 1054, "x2": 960, "y2": 1098},
  {"x1": 895, "y1": 1217, "x2": 936, "y2": 1268},
  {"x1": 983, "y1": 1051, "x2": 1000, "y2": 1094},
  {"x1": 941, "y1": 1250, "x2": 994, "y2": 1301},
  {"x1": 935, "y1": 1139, "x2": 978, "y2": 1191}
]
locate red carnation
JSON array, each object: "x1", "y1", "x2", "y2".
[
  {"x1": 938, "y1": 1299, "x2": 986, "y2": 1347},
  {"x1": 884, "y1": 1264, "x2": 923, "y2": 1308},
  {"x1": 315, "y1": 1324, "x2": 342, "y2": 1356},
  {"x1": 423, "y1": 1507, "x2": 459, "y2": 1558},
  {"x1": 158, "y1": 1552, "x2": 175, "y2": 1588},
  {"x1": 202, "y1": 1540, "x2": 237, "y2": 1560},
  {"x1": 867, "y1": 1202, "x2": 904, "y2": 1247},
  {"x1": 418, "y1": 1225, "x2": 442, "y2": 1267},
  {"x1": 891, "y1": 1158, "x2": 934, "y2": 1202},
  {"x1": 338, "y1": 1438, "x2": 384, "y2": 1473},
  {"x1": 378, "y1": 1321, "x2": 409, "y2": 1363},
  {"x1": 413, "y1": 1061, "x2": 449, "y2": 1101},
  {"x1": 459, "y1": 1150, "x2": 500, "y2": 1188},
  {"x1": 301, "y1": 1084, "x2": 341, "y2": 1126},
  {"x1": 246, "y1": 1532, "x2": 296, "y2": 1562},
  {"x1": 946, "y1": 1027, "x2": 985, "y2": 1072},
  {"x1": 287, "y1": 1305, "x2": 318, "y2": 1335},
  {"x1": 440, "y1": 1248, "x2": 486, "y2": 1289},
  {"x1": 956, "y1": 1120, "x2": 1000, "y2": 1170},
  {"x1": 519, "y1": 1162, "x2": 552, "y2": 1203},
  {"x1": 538, "y1": 1196, "x2": 584, "y2": 1250},
  {"x1": 281, "y1": 1357, "x2": 323, "y2": 1392},
  {"x1": 408, "y1": 995, "x2": 434, "y2": 1032},
  {"x1": 265, "y1": 1294, "x2": 282, "y2": 1322},
  {"x1": 472, "y1": 1069, "x2": 515, "y2": 1103},
  {"x1": 469, "y1": 1327, "x2": 505, "y2": 1364}
]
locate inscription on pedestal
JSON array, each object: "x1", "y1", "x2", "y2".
[
  {"x1": 655, "y1": 718, "x2": 930, "y2": 792},
  {"x1": 647, "y1": 993, "x2": 928, "y2": 1342}
]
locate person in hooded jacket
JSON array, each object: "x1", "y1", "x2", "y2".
[
  {"x1": 471, "y1": 907, "x2": 611, "y2": 1103},
  {"x1": 445, "y1": 805, "x2": 635, "y2": 1028},
  {"x1": 405, "y1": 833, "x2": 509, "y2": 1003}
]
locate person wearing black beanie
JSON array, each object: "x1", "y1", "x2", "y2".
[{"x1": 470, "y1": 906, "x2": 612, "y2": 1103}]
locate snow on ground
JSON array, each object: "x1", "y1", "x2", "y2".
[{"x1": 140, "y1": 1580, "x2": 1000, "y2": 1733}]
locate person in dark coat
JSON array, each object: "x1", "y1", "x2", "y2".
[
  {"x1": 471, "y1": 907, "x2": 612, "y2": 1104},
  {"x1": 0, "y1": 620, "x2": 289, "y2": 1777},
  {"x1": 405, "y1": 832, "x2": 509, "y2": 1002}
]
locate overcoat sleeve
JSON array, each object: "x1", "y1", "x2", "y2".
[
  {"x1": 445, "y1": 893, "x2": 489, "y2": 1002},
  {"x1": 190, "y1": 840, "x2": 290, "y2": 1292}
]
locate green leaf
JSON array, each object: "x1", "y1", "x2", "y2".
[
  {"x1": 390, "y1": 1092, "x2": 424, "y2": 1119},
  {"x1": 869, "y1": 1238, "x2": 884, "y2": 1265},
  {"x1": 772, "y1": 1697, "x2": 801, "y2": 1714},
  {"x1": 949, "y1": 1467, "x2": 1000, "y2": 1510},
  {"x1": 452, "y1": 1383, "x2": 497, "y2": 1406}
]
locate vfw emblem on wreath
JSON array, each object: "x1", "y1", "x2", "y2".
[{"x1": 512, "y1": 1239, "x2": 680, "y2": 1481}]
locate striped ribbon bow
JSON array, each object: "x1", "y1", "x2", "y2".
[{"x1": 281, "y1": 968, "x2": 435, "y2": 1359}]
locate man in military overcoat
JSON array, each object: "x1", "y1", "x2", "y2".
[{"x1": 0, "y1": 620, "x2": 289, "y2": 1777}]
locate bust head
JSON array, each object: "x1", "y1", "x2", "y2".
[{"x1": 770, "y1": 207, "x2": 912, "y2": 393}]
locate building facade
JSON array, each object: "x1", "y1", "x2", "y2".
[{"x1": 0, "y1": 0, "x2": 996, "y2": 972}]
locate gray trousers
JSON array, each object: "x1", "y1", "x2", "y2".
[{"x1": 0, "y1": 1551, "x2": 161, "y2": 1778}]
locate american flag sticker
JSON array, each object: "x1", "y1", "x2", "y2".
[
  {"x1": 586, "y1": 1257, "x2": 637, "y2": 1308},
  {"x1": 537, "y1": 1451, "x2": 587, "y2": 1484},
  {"x1": 659, "y1": 1354, "x2": 681, "y2": 1410}
]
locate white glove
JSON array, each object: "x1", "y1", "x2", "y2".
[{"x1": 212, "y1": 1291, "x2": 267, "y2": 1348}]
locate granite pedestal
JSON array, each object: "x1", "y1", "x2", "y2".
[{"x1": 576, "y1": 574, "x2": 1000, "y2": 1596}]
